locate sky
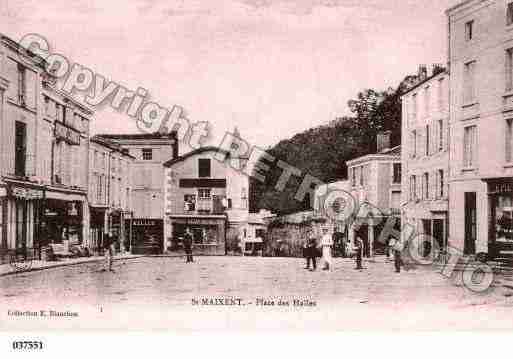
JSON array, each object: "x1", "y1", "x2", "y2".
[{"x1": 0, "y1": 0, "x2": 461, "y2": 150}]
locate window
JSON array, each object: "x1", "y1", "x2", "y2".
[
  {"x1": 438, "y1": 119, "x2": 444, "y2": 151},
  {"x1": 410, "y1": 175, "x2": 417, "y2": 201},
  {"x1": 464, "y1": 61, "x2": 477, "y2": 104},
  {"x1": 15, "y1": 121, "x2": 27, "y2": 177},
  {"x1": 424, "y1": 86, "x2": 430, "y2": 115},
  {"x1": 17, "y1": 63, "x2": 26, "y2": 105},
  {"x1": 198, "y1": 188, "x2": 211, "y2": 199},
  {"x1": 463, "y1": 125, "x2": 477, "y2": 168},
  {"x1": 425, "y1": 125, "x2": 430, "y2": 156},
  {"x1": 142, "y1": 148, "x2": 152, "y2": 160},
  {"x1": 508, "y1": 2, "x2": 513, "y2": 26},
  {"x1": 465, "y1": 20, "x2": 474, "y2": 41},
  {"x1": 412, "y1": 130, "x2": 417, "y2": 157},
  {"x1": 98, "y1": 175, "x2": 103, "y2": 202},
  {"x1": 351, "y1": 168, "x2": 356, "y2": 187},
  {"x1": 438, "y1": 78, "x2": 445, "y2": 110},
  {"x1": 438, "y1": 169, "x2": 444, "y2": 199},
  {"x1": 393, "y1": 163, "x2": 401, "y2": 184},
  {"x1": 184, "y1": 194, "x2": 196, "y2": 212},
  {"x1": 198, "y1": 158, "x2": 211, "y2": 178},
  {"x1": 507, "y1": 49, "x2": 513, "y2": 91},
  {"x1": 506, "y1": 119, "x2": 513, "y2": 163},
  {"x1": 423, "y1": 172, "x2": 429, "y2": 199},
  {"x1": 412, "y1": 93, "x2": 418, "y2": 120}
]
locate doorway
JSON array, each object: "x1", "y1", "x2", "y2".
[{"x1": 464, "y1": 192, "x2": 477, "y2": 255}]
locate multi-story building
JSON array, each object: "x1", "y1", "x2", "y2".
[
  {"x1": 313, "y1": 180, "x2": 350, "y2": 238},
  {"x1": 88, "y1": 135, "x2": 134, "y2": 254},
  {"x1": 446, "y1": 0, "x2": 513, "y2": 263},
  {"x1": 401, "y1": 67, "x2": 450, "y2": 253},
  {"x1": 163, "y1": 146, "x2": 250, "y2": 255},
  {"x1": 96, "y1": 133, "x2": 178, "y2": 251},
  {"x1": 346, "y1": 133, "x2": 402, "y2": 256},
  {"x1": 0, "y1": 34, "x2": 92, "y2": 261}
]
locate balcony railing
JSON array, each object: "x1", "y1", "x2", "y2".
[{"x1": 184, "y1": 197, "x2": 225, "y2": 215}]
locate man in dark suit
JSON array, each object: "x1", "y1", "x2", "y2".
[
  {"x1": 183, "y1": 227, "x2": 194, "y2": 263},
  {"x1": 305, "y1": 235, "x2": 317, "y2": 271}
]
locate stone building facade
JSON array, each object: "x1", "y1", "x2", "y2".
[
  {"x1": 88, "y1": 136, "x2": 134, "y2": 254},
  {"x1": 346, "y1": 137, "x2": 401, "y2": 256},
  {"x1": 446, "y1": 0, "x2": 513, "y2": 263},
  {"x1": 96, "y1": 133, "x2": 178, "y2": 252},
  {"x1": 163, "y1": 146, "x2": 251, "y2": 255},
  {"x1": 0, "y1": 34, "x2": 93, "y2": 262},
  {"x1": 401, "y1": 69, "x2": 450, "y2": 253}
]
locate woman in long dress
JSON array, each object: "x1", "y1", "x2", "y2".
[{"x1": 320, "y1": 227, "x2": 333, "y2": 271}]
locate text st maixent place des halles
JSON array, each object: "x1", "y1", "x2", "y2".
[{"x1": 191, "y1": 297, "x2": 317, "y2": 307}]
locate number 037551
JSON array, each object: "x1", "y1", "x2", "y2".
[{"x1": 12, "y1": 341, "x2": 44, "y2": 350}]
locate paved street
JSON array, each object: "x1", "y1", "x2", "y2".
[{"x1": 1, "y1": 256, "x2": 513, "y2": 330}]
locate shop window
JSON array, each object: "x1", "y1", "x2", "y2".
[
  {"x1": 142, "y1": 148, "x2": 152, "y2": 160},
  {"x1": 198, "y1": 158, "x2": 211, "y2": 178},
  {"x1": 495, "y1": 194, "x2": 513, "y2": 243}
]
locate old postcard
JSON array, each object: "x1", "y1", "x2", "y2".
[{"x1": 1, "y1": 0, "x2": 513, "y2": 334}]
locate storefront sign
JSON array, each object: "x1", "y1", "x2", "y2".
[
  {"x1": 173, "y1": 218, "x2": 224, "y2": 226},
  {"x1": 9, "y1": 186, "x2": 43, "y2": 200},
  {"x1": 55, "y1": 121, "x2": 80, "y2": 145},
  {"x1": 133, "y1": 219, "x2": 161, "y2": 227}
]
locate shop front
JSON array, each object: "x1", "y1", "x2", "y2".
[
  {"x1": 43, "y1": 189, "x2": 86, "y2": 253},
  {"x1": 484, "y1": 178, "x2": 513, "y2": 261},
  {"x1": 129, "y1": 218, "x2": 163, "y2": 254},
  {"x1": 89, "y1": 206, "x2": 107, "y2": 255},
  {"x1": 0, "y1": 180, "x2": 44, "y2": 263},
  {"x1": 168, "y1": 215, "x2": 226, "y2": 255}
]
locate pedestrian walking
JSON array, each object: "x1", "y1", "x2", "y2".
[
  {"x1": 304, "y1": 234, "x2": 317, "y2": 271},
  {"x1": 354, "y1": 236, "x2": 363, "y2": 270},
  {"x1": 183, "y1": 227, "x2": 194, "y2": 263},
  {"x1": 389, "y1": 236, "x2": 403, "y2": 273},
  {"x1": 104, "y1": 232, "x2": 114, "y2": 272},
  {"x1": 320, "y1": 227, "x2": 333, "y2": 271}
]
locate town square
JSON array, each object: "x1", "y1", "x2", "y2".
[{"x1": 2, "y1": 0, "x2": 513, "y2": 333}]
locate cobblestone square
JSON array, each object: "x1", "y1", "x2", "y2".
[{"x1": 1, "y1": 256, "x2": 513, "y2": 330}]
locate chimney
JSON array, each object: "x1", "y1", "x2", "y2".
[
  {"x1": 418, "y1": 64, "x2": 427, "y2": 81},
  {"x1": 172, "y1": 138, "x2": 179, "y2": 159},
  {"x1": 432, "y1": 63, "x2": 444, "y2": 76},
  {"x1": 377, "y1": 130, "x2": 392, "y2": 153}
]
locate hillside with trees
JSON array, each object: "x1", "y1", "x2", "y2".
[{"x1": 250, "y1": 73, "x2": 419, "y2": 215}]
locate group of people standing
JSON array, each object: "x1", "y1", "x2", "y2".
[{"x1": 303, "y1": 228, "x2": 404, "y2": 272}]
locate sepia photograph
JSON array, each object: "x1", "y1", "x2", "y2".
[{"x1": 1, "y1": 0, "x2": 513, "y2": 338}]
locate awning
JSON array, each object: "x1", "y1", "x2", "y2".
[{"x1": 45, "y1": 190, "x2": 86, "y2": 202}]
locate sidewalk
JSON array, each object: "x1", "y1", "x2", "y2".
[{"x1": 0, "y1": 253, "x2": 146, "y2": 277}]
